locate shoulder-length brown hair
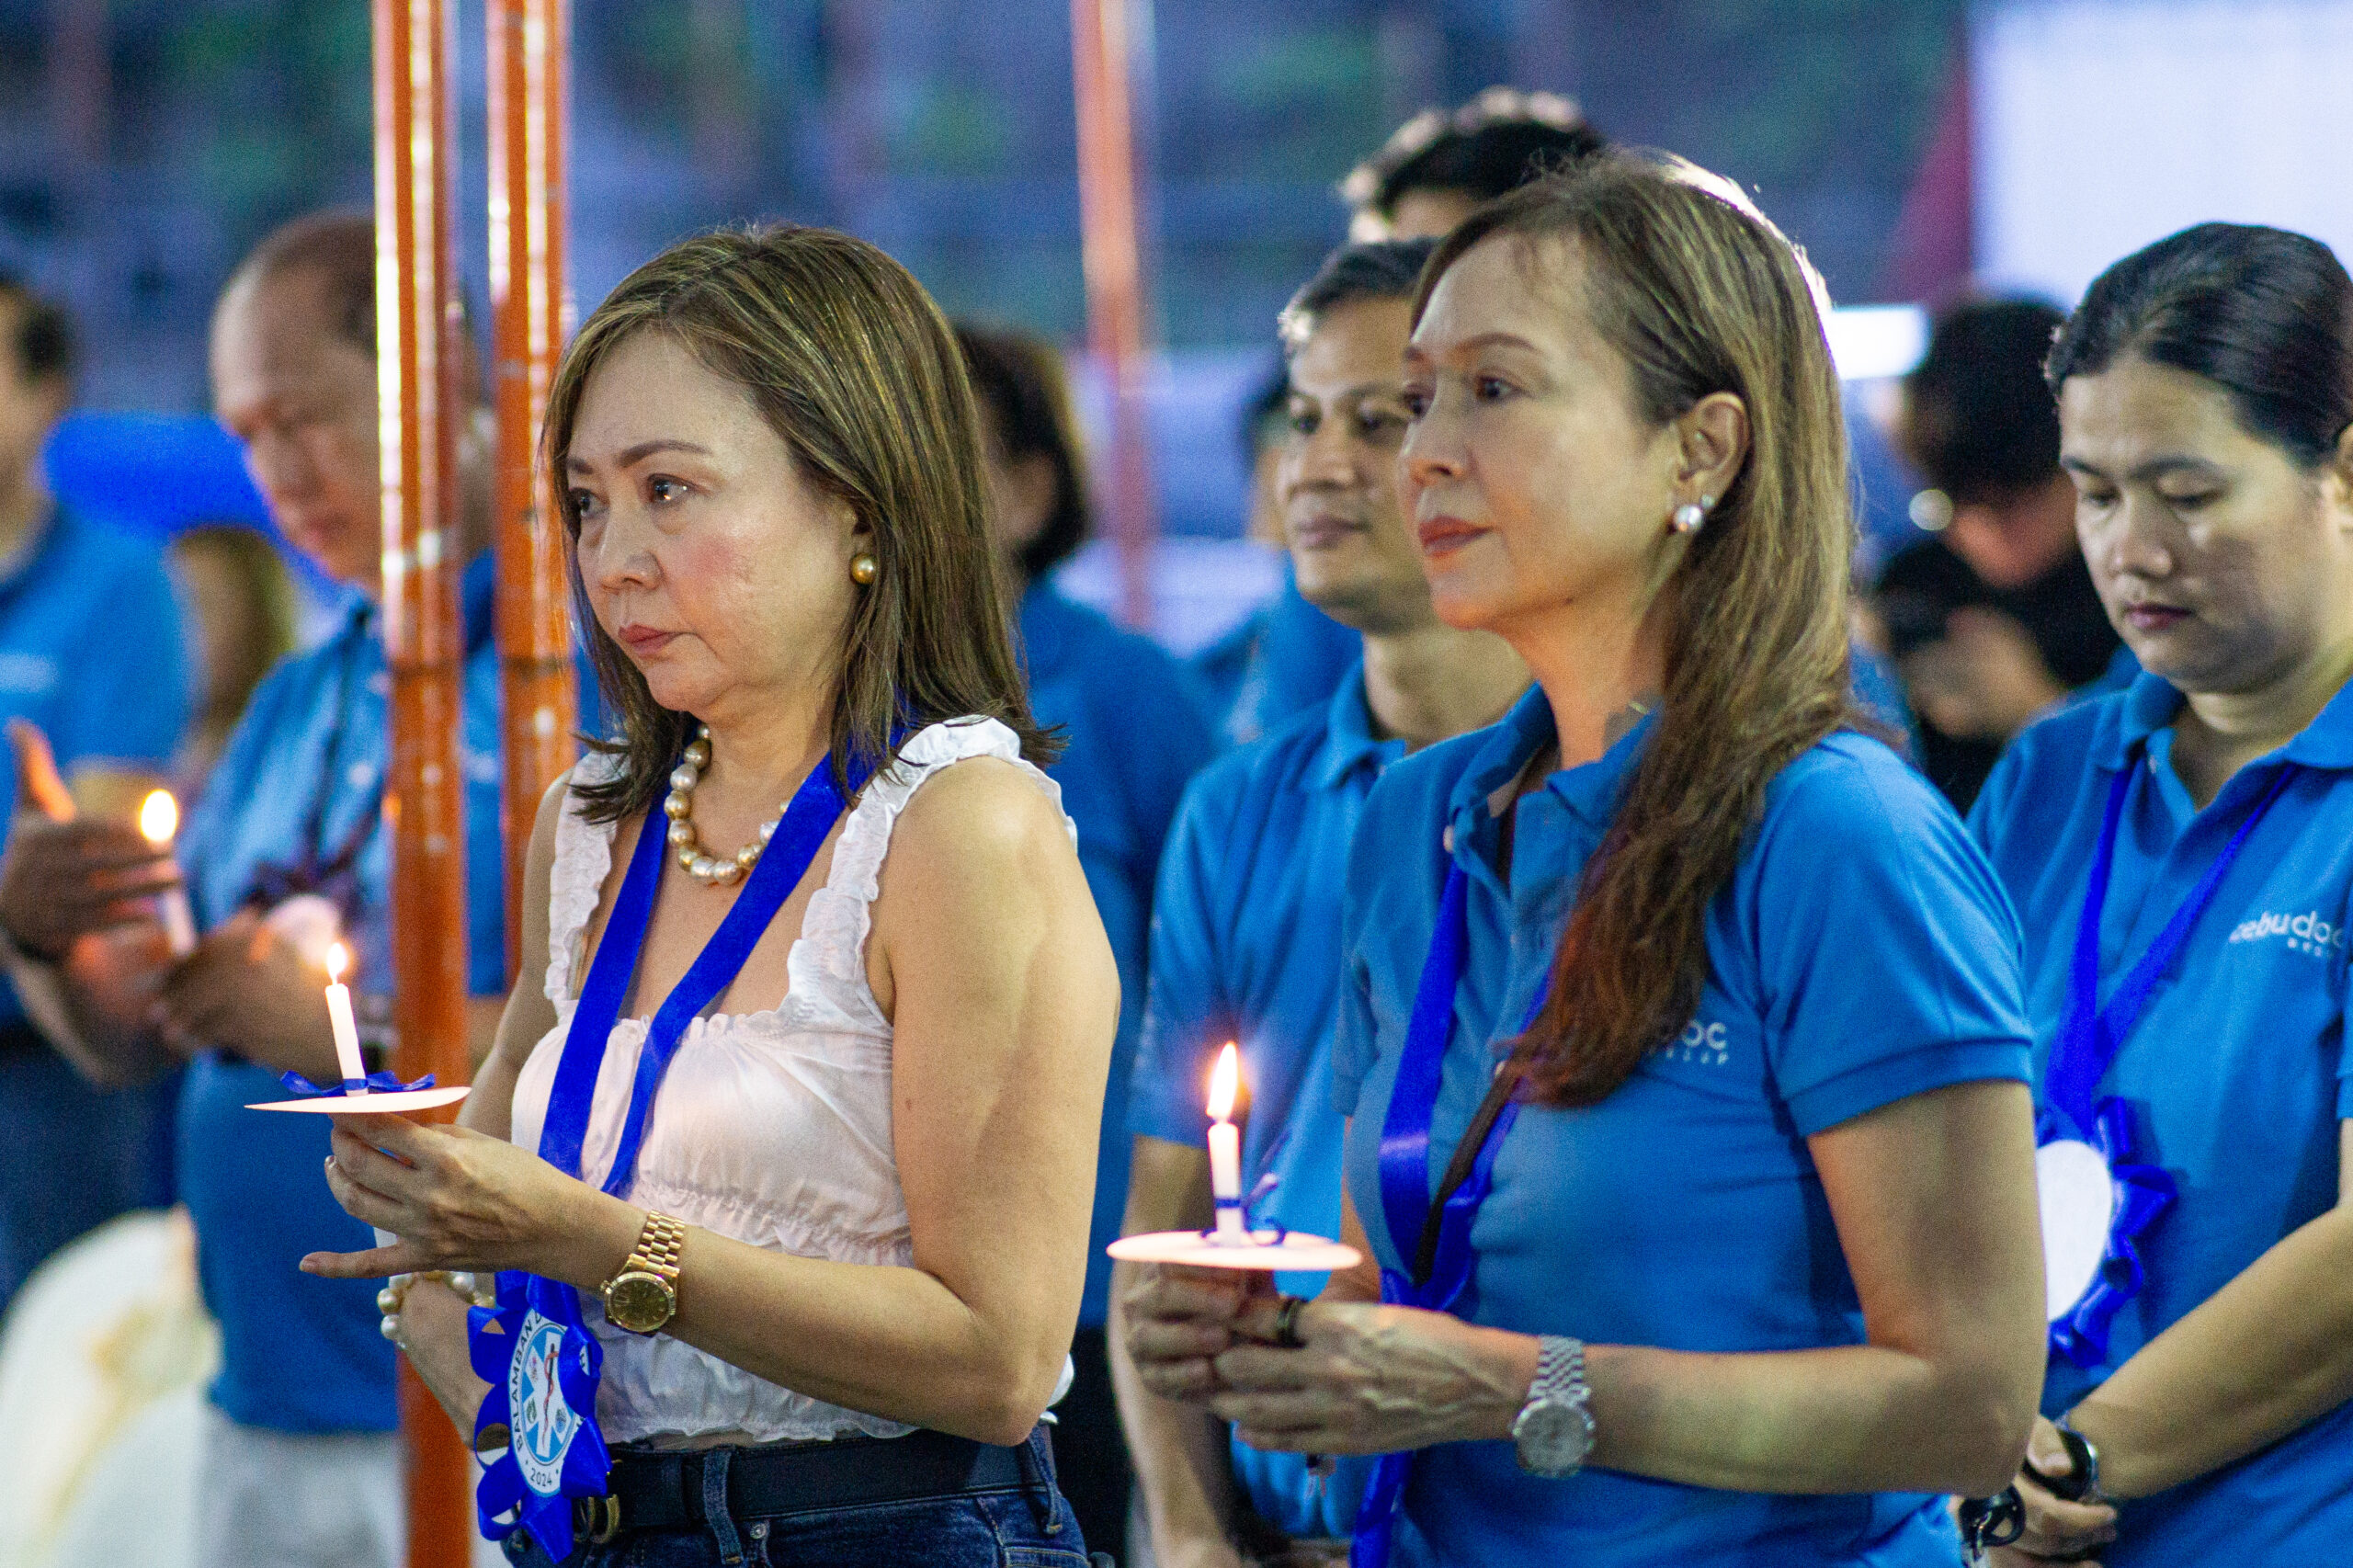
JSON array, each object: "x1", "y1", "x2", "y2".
[
  {"x1": 1417, "y1": 155, "x2": 1858, "y2": 1108},
  {"x1": 545, "y1": 225, "x2": 1058, "y2": 824}
]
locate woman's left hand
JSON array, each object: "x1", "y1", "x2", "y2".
[
  {"x1": 300, "y1": 1111, "x2": 615, "y2": 1283},
  {"x1": 1206, "y1": 1296, "x2": 1536, "y2": 1456}
]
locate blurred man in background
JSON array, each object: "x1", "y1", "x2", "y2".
[
  {"x1": 1871, "y1": 297, "x2": 2126, "y2": 809},
  {"x1": 0, "y1": 212, "x2": 511, "y2": 1568},
  {"x1": 1192, "y1": 363, "x2": 1361, "y2": 747},
  {"x1": 0, "y1": 273, "x2": 190, "y2": 1314},
  {"x1": 1113, "y1": 239, "x2": 1526, "y2": 1568}
]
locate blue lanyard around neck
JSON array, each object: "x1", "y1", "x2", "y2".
[
  {"x1": 2046, "y1": 753, "x2": 2294, "y2": 1138},
  {"x1": 1358, "y1": 859, "x2": 1540, "y2": 1568},
  {"x1": 538, "y1": 751, "x2": 864, "y2": 1194}
]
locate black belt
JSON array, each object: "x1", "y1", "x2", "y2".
[{"x1": 592, "y1": 1427, "x2": 1036, "y2": 1536}]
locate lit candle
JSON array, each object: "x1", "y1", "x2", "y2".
[
  {"x1": 137, "y1": 790, "x2": 198, "y2": 958},
  {"x1": 323, "y1": 942, "x2": 368, "y2": 1093},
  {"x1": 1207, "y1": 1041, "x2": 1245, "y2": 1241}
]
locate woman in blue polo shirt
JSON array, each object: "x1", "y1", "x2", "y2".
[
  {"x1": 1966, "y1": 223, "x2": 2353, "y2": 1568},
  {"x1": 1124, "y1": 154, "x2": 2047, "y2": 1566}
]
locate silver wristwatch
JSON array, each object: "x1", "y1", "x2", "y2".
[{"x1": 1510, "y1": 1335, "x2": 1596, "y2": 1477}]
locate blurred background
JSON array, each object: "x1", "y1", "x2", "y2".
[{"x1": 5, "y1": 0, "x2": 2351, "y2": 646}]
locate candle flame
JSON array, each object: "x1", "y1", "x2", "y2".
[
  {"x1": 1207, "y1": 1041, "x2": 1239, "y2": 1123},
  {"x1": 138, "y1": 790, "x2": 178, "y2": 846},
  {"x1": 324, "y1": 942, "x2": 349, "y2": 984}
]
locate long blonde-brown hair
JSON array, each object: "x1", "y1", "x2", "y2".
[
  {"x1": 543, "y1": 225, "x2": 1056, "y2": 824},
  {"x1": 1417, "y1": 155, "x2": 1858, "y2": 1108}
]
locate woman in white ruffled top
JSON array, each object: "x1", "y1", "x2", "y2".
[{"x1": 302, "y1": 227, "x2": 1118, "y2": 1568}]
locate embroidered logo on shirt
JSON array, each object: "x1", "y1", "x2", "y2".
[
  {"x1": 2227, "y1": 909, "x2": 2347, "y2": 959},
  {"x1": 1655, "y1": 1017, "x2": 1731, "y2": 1066}
]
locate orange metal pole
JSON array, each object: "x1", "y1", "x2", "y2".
[
  {"x1": 490, "y1": 0, "x2": 577, "y2": 969},
  {"x1": 371, "y1": 0, "x2": 474, "y2": 1560},
  {"x1": 1069, "y1": 0, "x2": 1157, "y2": 629}
]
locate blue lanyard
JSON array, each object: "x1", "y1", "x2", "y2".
[
  {"x1": 1357, "y1": 860, "x2": 1539, "y2": 1568},
  {"x1": 2046, "y1": 755, "x2": 2294, "y2": 1138},
  {"x1": 539, "y1": 753, "x2": 862, "y2": 1192}
]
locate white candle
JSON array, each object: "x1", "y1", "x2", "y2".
[
  {"x1": 137, "y1": 790, "x2": 197, "y2": 958},
  {"x1": 1207, "y1": 1041, "x2": 1245, "y2": 1240},
  {"x1": 323, "y1": 942, "x2": 368, "y2": 1091},
  {"x1": 323, "y1": 942, "x2": 394, "y2": 1246}
]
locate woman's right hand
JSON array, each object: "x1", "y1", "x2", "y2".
[
  {"x1": 1985, "y1": 1416, "x2": 2120, "y2": 1565},
  {"x1": 1120, "y1": 1263, "x2": 1261, "y2": 1405}
]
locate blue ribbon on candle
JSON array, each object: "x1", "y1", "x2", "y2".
[{"x1": 278, "y1": 1068, "x2": 438, "y2": 1098}]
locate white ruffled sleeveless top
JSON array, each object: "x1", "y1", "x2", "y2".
[{"x1": 507, "y1": 717, "x2": 1070, "y2": 1446}]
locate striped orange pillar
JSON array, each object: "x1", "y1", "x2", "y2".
[
  {"x1": 490, "y1": 0, "x2": 577, "y2": 968},
  {"x1": 1069, "y1": 0, "x2": 1159, "y2": 630},
  {"x1": 370, "y1": 0, "x2": 475, "y2": 1560}
]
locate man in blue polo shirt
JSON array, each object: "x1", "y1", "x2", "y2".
[
  {"x1": 0, "y1": 272, "x2": 189, "y2": 1312},
  {"x1": 1112, "y1": 240, "x2": 1528, "y2": 1568},
  {"x1": 0, "y1": 214, "x2": 510, "y2": 1568}
]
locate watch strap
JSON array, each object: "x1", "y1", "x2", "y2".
[
  {"x1": 1531, "y1": 1334, "x2": 1586, "y2": 1407},
  {"x1": 621, "y1": 1210, "x2": 687, "y2": 1284}
]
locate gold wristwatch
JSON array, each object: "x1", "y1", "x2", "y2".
[{"x1": 599, "y1": 1211, "x2": 688, "y2": 1335}]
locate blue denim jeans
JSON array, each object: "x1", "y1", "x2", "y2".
[{"x1": 501, "y1": 1428, "x2": 1097, "y2": 1568}]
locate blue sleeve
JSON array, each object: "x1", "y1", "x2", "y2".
[
  {"x1": 1130, "y1": 775, "x2": 1235, "y2": 1146},
  {"x1": 55, "y1": 551, "x2": 188, "y2": 772},
  {"x1": 1750, "y1": 746, "x2": 2033, "y2": 1138}
]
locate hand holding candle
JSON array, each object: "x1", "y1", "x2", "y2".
[
  {"x1": 1208, "y1": 1040, "x2": 1245, "y2": 1241},
  {"x1": 1105, "y1": 1036, "x2": 1359, "y2": 1271},
  {"x1": 137, "y1": 790, "x2": 197, "y2": 958}
]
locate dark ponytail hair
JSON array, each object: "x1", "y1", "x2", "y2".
[
  {"x1": 2047, "y1": 222, "x2": 2353, "y2": 469},
  {"x1": 1415, "y1": 153, "x2": 1856, "y2": 1109}
]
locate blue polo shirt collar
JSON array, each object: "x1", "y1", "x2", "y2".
[
  {"x1": 2096, "y1": 665, "x2": 2353, "y2": 774},
  {"x1": 1310, "y1": 662, "x2": 1398, "y2": 790},
  {"x1": 1444, "y1": 684, "x2": 1654, "y2": 885}
]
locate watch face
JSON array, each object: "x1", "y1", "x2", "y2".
[
  {"x1": 601, "y1": 1271, "x2": 676, "y2": 1335},
  {"x1": 1515, "y1": 1398, "x2": 1597, "y2": 1476}
]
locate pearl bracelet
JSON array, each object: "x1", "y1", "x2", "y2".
[{"x1": 378, "y1": 1271, "x2": 497, "y2": 1345}]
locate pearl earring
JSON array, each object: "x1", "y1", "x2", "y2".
[
  {"x1": 849, "y1": 552, "x2": 879, "y2": 585},
  {"x1": 1671, "y1": 494, "x2": 1715, "y2": 535}
]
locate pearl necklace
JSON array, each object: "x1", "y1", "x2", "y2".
[{"x1": 661, "y1": 725, "x2": 781, "y2": 888}]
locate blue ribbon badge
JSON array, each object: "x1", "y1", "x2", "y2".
[{"x1": 469, "y1": 1271, "x2": 611, "y2": 1552}]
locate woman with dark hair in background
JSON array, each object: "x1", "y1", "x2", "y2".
[
  {"x1": 1126, "y1": 154, "x2": 2045, "y2": 1566},
  {"x1": 1969, "y1": 222, "x2": 2353, "y2": 1568},
  {"x1": 306, "y1": 227, "x2": 1118, "y2": 1567},
  {"x1": 954, "y1": 321, "x2": 1218, "y2": 1557}
]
